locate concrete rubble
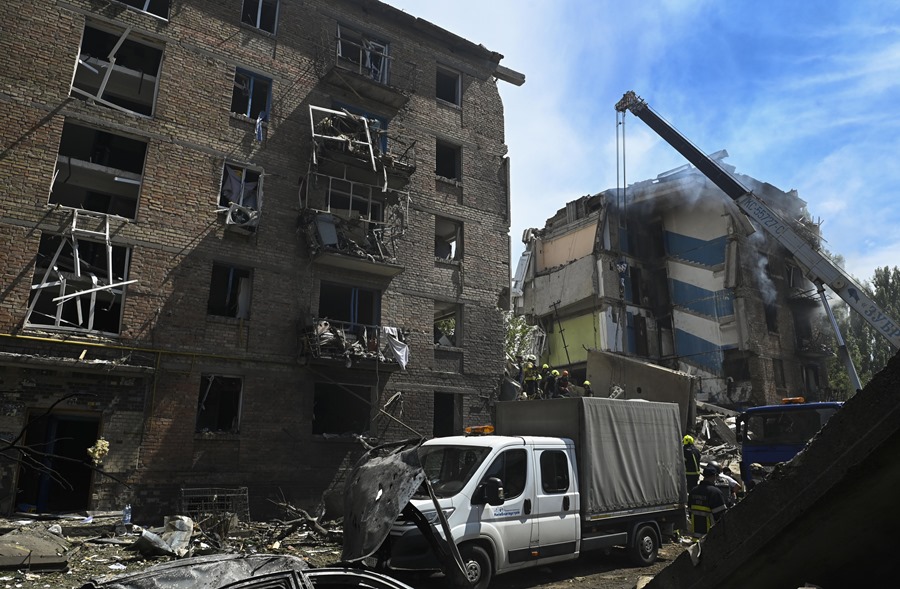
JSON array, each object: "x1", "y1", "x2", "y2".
[
  {"x1": 646, "y1": 351, "x2": 900, "y2": 588},
  {"x1": 0, "y1": 508, "x2": 346, "y2": 588}
]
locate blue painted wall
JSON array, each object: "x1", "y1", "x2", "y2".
[
  {"x1": 670, "y1": 279, "x2": 734, "y2": 318},
  {"x1": 665, "y1": 231, "x2": 727, "y2": 266}
]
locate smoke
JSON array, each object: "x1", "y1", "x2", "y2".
[{"x1": 756, "y1": 255, "x2": 777, "y2": 305}]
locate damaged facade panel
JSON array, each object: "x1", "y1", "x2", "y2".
[{"x1": 515, "y1": 160, "x2": 832, "y2": 407}]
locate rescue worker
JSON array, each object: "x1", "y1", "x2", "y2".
[
  {"x1": 710, "y1": 461, "x2": 740, "y2": 507},
  {"x1": 683, "y1": 435, "x2": 701, "y2": 491},
  {"x1": 745, "y1": 463, "x2": 767, "y2": 491},
  {"x1": 582, "y1": 380, "x2": 593, "y2": 397},
  {"x1": 557, "y1": 370, "x2": 571, "y2": 397},
  {"x1": 544, "y1": 369, "x2": 559, "y2": 399},
  {"x1": 688, "y1": 465, "x2": 727, "y2": 538},
  {"x1": 523, "y1": 362, "x2": 541, "y2": 399}
]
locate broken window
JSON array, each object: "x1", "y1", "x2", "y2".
[
  {"x1": 51, "y1": 121, "x2": 147, "y2": 219},
  {"x1": 765, "y1": 300, "x2": 779, "y2": 333},
  {"x1": 723, "y1": 350, "x2": 752, "y2": 381},
  {"x1": 231, "y1": 69, "x2": 271, "y2": 120},
  {"x1": 326, "y1": 179, "x2": 384, "y2": 224},
  {"x1": 26, "y1": 234, "x2": 131, "y2": 334},
  {"x1": 436, "y1": 66, "x2": 460, "y2": 105},
  {"x1": 208, "y1": 264, "x2": 252, "y2": 319},
  {"x1": 219, "y1": 164, "x2": 261, "y2": 229},
  {"x1": 336, "y1": 24, "x2": 390, "y2": 84},
  {"x1": 773, "y1": 358, "x2": 786, "y2": 389},
  {"x1": 435, "y1": 216, "x2": 462, "y2": 261},
  {"x1": 196, "y1": 375, "x2": 242, "y2": 433},
  {"x1": 334, "y1": 102, "x2": 389, "y2": 153},
  {"x1": 435, "y1": 140, "x2": 461, "y2": 181},
  {"x1": 116, "y1": 0, "x2": 169, "y2": 19},
  {"x1": 72, "y1": 24, "x2": 163, "y2": 116},
  {"x1": 313, "y1": 382, "x2": 371, "y2": 436},
  {"x1": 241, "y1": 0, "x2": 278, "y2": 34},
  {"x1": 434, "y1": 301, "x2": 461, "y2": 347},
  {"x1": 318, "y1": 283, "x2": 380, "y2": 326}
]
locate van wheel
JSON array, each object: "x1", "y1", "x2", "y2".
[
  {"x1": 456, "y1": 545, "x2": 492, "y2": 589},
  {"x1": 628, "y1": 525, "x2": 659, "y2": 566}
]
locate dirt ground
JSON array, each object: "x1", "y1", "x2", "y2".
[{"x1": 0, "y1": 515, "x2": 686, "y2": 589}]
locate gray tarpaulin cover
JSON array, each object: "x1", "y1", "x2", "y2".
[{"x1": 495, "y1": 397, "x2": 687, "y2": 518}]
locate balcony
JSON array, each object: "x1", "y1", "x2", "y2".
[
  {"x1": 299, "y1": 210, "x2": 404, "y2": 277},
  {"x1": 315, "y1": 27, "x2": 413, "y2": 111},
  {"x1": 299, "y1": 319, "x2": 407, "y2": 371},
  {"x1": 309, "y1": 106, "x2": 416, "y2": 178}
]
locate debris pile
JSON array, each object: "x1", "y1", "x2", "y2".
[{"x1": 0, "y1": 505, "x2": 345, "y2": 588}]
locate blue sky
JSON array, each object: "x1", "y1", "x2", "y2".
[{"x1": 389, "y1": 1, "x2": 900, "y2": 281}]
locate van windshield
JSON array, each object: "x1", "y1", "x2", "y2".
[{"x1": 416, "y1": 445, "x2": 491, "y2": 498}]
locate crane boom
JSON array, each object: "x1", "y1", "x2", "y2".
[{"x1": 615, "y1": 91, "x2": 900, "y2": 350}]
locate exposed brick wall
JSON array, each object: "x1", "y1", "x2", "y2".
[{"x1": 0, "y1": 0, "x2": 513, "y2": 518}]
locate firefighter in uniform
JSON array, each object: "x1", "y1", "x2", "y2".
[
  {"x1": 688, "y1": 465, "x2": 727, "y2": 537},
  {"x1": 523, "y1": 362, "x2": 541, "y2": 399},
  {"x1": 683, "y1": 435, "x2": 701, "y2": 491}
]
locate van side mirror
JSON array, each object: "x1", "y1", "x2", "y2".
[{"x1": 482, "y1": 477, "x2": 505, "y2": 506}]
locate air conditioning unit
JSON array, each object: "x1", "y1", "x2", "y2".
[{"x1": 225, "y1": 203, "x2": 259, "y2": 228}]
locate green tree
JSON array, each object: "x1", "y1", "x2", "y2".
[
  {"x1": 504, "y1": 311, "x2": 533, "y2": 359},
  {"x1": 828, "y1": 265, "x2": 900, "y2": 396}
]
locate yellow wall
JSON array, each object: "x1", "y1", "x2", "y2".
[
  {"x1": 545, "y1": 312, "x2": 600, "y2": 367},
  {"x1": 536, "y1": 224, "x2": 596, "y2": 272}
]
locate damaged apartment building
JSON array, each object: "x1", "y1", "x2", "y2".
[
  {"x1": 513, "y1": 154, "x2": 833, "y2": 407},
  {"x1": 0, "y1": 0, "x2": 522, "y2": 518}
]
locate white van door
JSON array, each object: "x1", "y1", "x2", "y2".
[
  {"x1": 477, "y1": 447, "x2": 535, "y2": 568},
  {"x1": 532, "y1": 445, "x2": 579, "y2": 562}
]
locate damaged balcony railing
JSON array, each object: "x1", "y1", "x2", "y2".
[
  {"x1": 300, "y1": 319, "x2": 408, "y2": 369},
  {"x1": 309, "y1": 106, "x2": 416, "y2": 176}
]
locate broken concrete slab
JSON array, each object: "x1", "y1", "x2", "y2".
[
  {"x1": 0, "y1": 524, "x2": 70, "y2": 571},
  {"x1": 646, "y1": 351, "x2": 900, "y2": 589}
]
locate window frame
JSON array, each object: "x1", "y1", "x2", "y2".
[
  {"x1": 539, "y1": 450, "x2": 571, "y2": 494},
  {"x1": 207, "y1": 263, "x2": 253, "y2": 319},
  {"x1": 435, "y1": 216, "x2": 463, "y2": 261},
  {"x1": 50, "y1": 121, "x2": 148, "y2": 220},
  {"x1": 195, "y1": 374, "x2": 243, "y2": 434},
  {"x1": 435, "y1": 65, "x2": 461, "y2": 106},
  {"x1": 71, "y1": 23, "x2": 164, "y2": 117},
  {"x1": 435, "y1": 139, "x2": 461, "y2": 181},
  {"x1": 25, "y1": 234, "x2": 133, "y2": 335},
  {"x1": 220, "y1": 163, "x2": 262, "y2": 211},
  {"x1": 231, "y1": 69, "x2": 272, "y2": 120},
  {"x1": 115, "y1": 0, "x2": 170, "y2": 20},
  {"x1": 336, "y1": 23, "x2": 390, "y2": 84},
  {"x1": 434, "y1": 301, "x2": 462, "y2": 347},
  {"x1": 241, "y1": 0, "x2": 279, "y2": 34}
]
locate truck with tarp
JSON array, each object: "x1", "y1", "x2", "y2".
[{"x1": 342, "y1": 397, "x2": 687, "y2": 589}]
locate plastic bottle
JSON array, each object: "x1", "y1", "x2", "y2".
[{"x1": 122, "y1": 503, "x2": 132, "y2": 525}]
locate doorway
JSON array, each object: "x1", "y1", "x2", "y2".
[{"x1": 16, "y1": 412, "x2": 100, "y2": 513}]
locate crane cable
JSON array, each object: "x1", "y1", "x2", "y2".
[{"x1": 613, "y1": 109, "x2": 629, "y2": 390}]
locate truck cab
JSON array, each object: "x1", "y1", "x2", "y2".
[
  {"x1": 386, "y1": 434, "x2": 580, "y2": 588},
  {"x1": 737, "y1": 400, "x2": 842, "y2": 486}
]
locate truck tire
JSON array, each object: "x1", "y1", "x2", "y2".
[
  {"x1": 628, "y1": 524, "x2": 659, "y2": 566},
  {"x1": 456, "y1": 544, "x2": 492, "y2": 589}
]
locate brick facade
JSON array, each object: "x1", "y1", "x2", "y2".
[{"x1": 0, "y1": 0, "x2": 517, "y2": 519}]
